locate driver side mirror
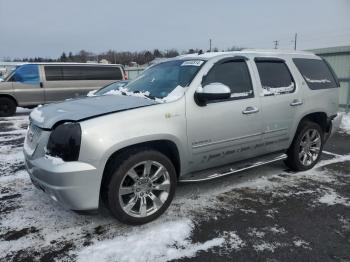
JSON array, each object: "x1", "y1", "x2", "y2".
[{"x1": 195, "y1": 83, "x2": 231, "y2": 106}]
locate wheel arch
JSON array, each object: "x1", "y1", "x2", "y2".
[
  {"x1": 297, "y1": 111, "x2": 330, "y2": 134},
  {"x1": 99, "y1": 139, "x2": 181, "y2": 204}
]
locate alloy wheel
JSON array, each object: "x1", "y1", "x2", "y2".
[
  {"x1": 118, "y1": 160, "x2": 171, "y2": 218},
  {"x1": 298, "y1": 128, "x2": 322, "y2": 166}
]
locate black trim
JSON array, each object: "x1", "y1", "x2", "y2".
[
  {"x1": 254, "y1": 57, "x2": 285, "y2": 63},
  {"x1": 322, "y1": 58, "x2": 340, "y2": 87}
]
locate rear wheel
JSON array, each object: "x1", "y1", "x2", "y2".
[
  {"x1": 106, "y1": 150, "x2": 176, "y2": 225},
  {"x1": 285, "y1": 121, "x2": 323, "y2": 171},
  {"x1": 0, "y1": 97, "x2": 16, "y2": 117}
]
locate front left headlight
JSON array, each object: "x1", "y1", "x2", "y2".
[{"x1": 46, "y1": 122, "x2": 81, "y2": 161}]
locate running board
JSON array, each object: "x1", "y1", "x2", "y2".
[{"x1": 179, "y1": 153, "x2": 287, "y2": 183}]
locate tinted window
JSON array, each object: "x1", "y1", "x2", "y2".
[
  {"x1": 13, "y1": 64, "x2": 40, "y2": 85},
  {"x1": 255, "y1": 61, "x2": 295, "y2": 95},
  {"x1": 293, "y1": 58, "x2": 337, "y2": 90},
  {"x1": 45, "y1": 66, "x2": 123, "y2": 81},
  {"x1": 44, "y1": 66, "x2": 63, "y2": 81},
  {"x1": 203, "y1": 60, "x2": 254, "y2": 99}
]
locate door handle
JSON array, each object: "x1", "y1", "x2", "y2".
[
  {"x1": 290, "y1": 99, "x2": 303, "y2": 106},
  {"x1": 242, "y1": 106, "x2": 259, "y2": 115}
]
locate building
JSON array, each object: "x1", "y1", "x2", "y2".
[{"x1": 309, "y1": 45, "x2": 350, "y2": 112}]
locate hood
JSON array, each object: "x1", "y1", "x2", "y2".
[{"x1": 30, "y1": 95, "x2": 157, "y2": 129}]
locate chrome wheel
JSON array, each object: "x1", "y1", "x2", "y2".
[
  {"x1": 118, "y1": 160, "x2": 171, "y2": 218},
  {"x1": 299, "y1": 128, "x2": 322, "y2": 166}
]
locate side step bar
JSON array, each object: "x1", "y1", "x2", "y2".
[{"x1": 179, "y1": 153, "x2": 287, "y2": 183}]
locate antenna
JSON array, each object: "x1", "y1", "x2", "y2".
[
  {"x1": 273, "y1": 40, "x2": 279, "y2": 49},
  {"x1": 209, "y1": 39, "x2": 212, "y2": 52},
  {"x1": 294, "y1": 33, "x2": 298, "y2": 50}
]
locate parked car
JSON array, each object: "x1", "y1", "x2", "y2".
[
  {"x1": 0, "y1": 63, "x2": 127, "y2": 117},
  {"x1": 24, "y1": 50, "x2": 342, "y2": 225},
  {"x1": 87, "y1": 80, "x2": 130, "y2": 96}
]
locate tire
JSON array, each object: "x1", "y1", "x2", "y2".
[
  {"x1": 285, "y1": 120, "x2": 324, "y2": 171},
  {"x1": 106, "y1": 149, "x2": 177, "y2": 225},
  {"x1": 0, "y1": 97, "x2": 16, "y2": 117}
]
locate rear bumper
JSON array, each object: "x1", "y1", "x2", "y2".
[{"x1": 25, "y1": 155, "x2": 101, "y2": 211}]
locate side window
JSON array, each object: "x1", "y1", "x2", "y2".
[
  {"x1": 255, "y1": 60, "x2": 295, "y2": 96},
  {"x1": 45, "y1": 66, "x2": 123, "y2": 81},
  {"x1": 45, "y1": 66, "x2": 63, "y2": 81},
  {"x1": 13, "y1": 64, "x2": 40, "y2": 85},
  {"x1": 203, "y1": 60, "x2": 254, "y2": 100},
  {"x1": 85, "y1": 66, "x2": 123, "y2": 80},
  {"x1": 293, "y1": 58, "x2": 338, "y2": 90}
]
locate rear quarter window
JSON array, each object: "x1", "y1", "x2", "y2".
[{"x1": 293, "y1": 58, "x2": 338, "y2": 90}]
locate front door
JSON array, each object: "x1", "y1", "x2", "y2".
[{"x1": 186, "y1": 58, "x2": 264, "y2": 172}]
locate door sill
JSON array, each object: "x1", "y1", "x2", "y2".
[{"x1": 179, "y1": 152, "x2": 287, "y2": 182}]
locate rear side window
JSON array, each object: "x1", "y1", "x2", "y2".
[
  {"x1": 255, "y1": 60, "x2": 295, "y2": 96},
  {"x1": 293, "y1": 58, "x2": 338, "y2": 90},
  {"x1": 45, "y1": 66, "x2": 123, "y2": 81},
  {"x1": 203, "y1": 60, "x2": 254, "y2": 99}
]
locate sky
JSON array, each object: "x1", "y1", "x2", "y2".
[{"x1": 0, "y1": 0, "x2": 349, "y2": 59}]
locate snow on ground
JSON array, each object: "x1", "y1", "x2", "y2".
[
  {"x1": 78, "y1": 219, "x2": 224, "y2": 262},
  {"x1": 340, "y1": 113, "x2": 350, "y2": 134},
  {"x1": 0, "y1": 112, "x2": 350, "y2": 261}
]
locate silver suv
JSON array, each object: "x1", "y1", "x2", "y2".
[{"x1": 24, "y1": 50, "x2": 342, "y2": 225}]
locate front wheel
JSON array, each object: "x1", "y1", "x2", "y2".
[
  {"x1": 0, "y1": 97, "x2": 16, "y2": 117},
  {"x1": 107, "y1": 150, "x2": 176, "y2": 225},
  {"x1": 285, "y1": 121, "x2": 323, "y2": 171}
]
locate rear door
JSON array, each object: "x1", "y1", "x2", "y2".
[
  {"x1": 252, "y1": 57, "x2": 304, "y2": 153},
  {"x1": 43, "y1": 65, "x2": 123, "y2": 103},
  {"x1": 11, "y1": 64, "x2": 45, "y2": 106}
]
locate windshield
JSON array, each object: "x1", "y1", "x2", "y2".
[
  {"x1": 126, "y1": 59, "x2": 205, "y2": 99},
  {"x1": 95, "y1": 81, "x2": 130, "y2": 95}
]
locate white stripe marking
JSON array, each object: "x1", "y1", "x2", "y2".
[{"x1": 322, "y1": 151, "x2": 343, "y2": 157}]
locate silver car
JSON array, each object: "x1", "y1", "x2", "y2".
[
  {"x1": 0, "y1": 63, "x2": 126, "y2": 117},
  {"x1": 24, "y1": 50, "x2": 342, "y2": 224}
]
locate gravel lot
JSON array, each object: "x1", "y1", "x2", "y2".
[{"x1": 0, "y1": 111, "x2": 350, "y2": 262}]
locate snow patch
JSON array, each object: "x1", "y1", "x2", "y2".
[
  {"x1": 87, "y1": 90, "x2": 97, "y2": 97},
  {"x1": 261, "y1": 83, "x2": 294, "y2": 96},
  {"x1": 253, "y1": 242, "x2": 280, "y2": 252},
  {"x1": 77, "y1": 219, "x2": 224, "y2": 262},
  {"x1": 231, "y1": 90, "x2": 253, "y2": 98},
  {"x1": 305, "y1": 76, "x2": 331, "y2": 84},
  {"x1": 104, "y1": 87, "x2": 150, "y2": 100},
  {"x1": 318, "y1": 189, "x2": 350, "y2": 206},
  {"x1": 293, "y1": 239, "x2": 310, "y2": 249},
  {"x1": 340, "y1": 113, "x2": 350, "y2": 134},
  {"x1": 222, "y1": 231, "x2": 246, "y2": 250}
]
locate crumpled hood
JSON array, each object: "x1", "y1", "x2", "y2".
[{"x1": 30, "y1": 95, "x2": 157, "y2": 129}]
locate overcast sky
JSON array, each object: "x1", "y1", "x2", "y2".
[{"x1": 0, "y1": 0, "x2": 349, "y2": 59}]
